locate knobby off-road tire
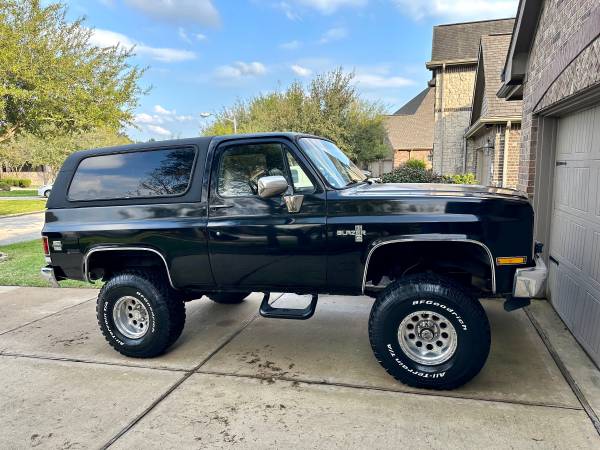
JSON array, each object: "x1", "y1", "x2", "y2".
[
  {"x1": 96, "y1": 271, "x2": 186, "y2": 358},
  {"x1": 369, "y1": 274, "x2": 490, "y2": 390},
  {"x1": 208, "y1": 292, "x2": 251, "y2": 304}
]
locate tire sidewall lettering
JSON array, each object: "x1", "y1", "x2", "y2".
[
  {"x1": 384, "y1": 298, "x2": 471, "y2": 378},
  {"x1": 411, "y1": 299, "x2": 468, "y2": 331}
]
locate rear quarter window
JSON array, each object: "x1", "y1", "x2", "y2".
[{"x1": 68, "y1": 147, "x2": 196, "y2": 201}]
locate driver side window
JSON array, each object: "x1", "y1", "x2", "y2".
[{"x1": 218, "y1": 143, "x2": 286, "y2": 198}]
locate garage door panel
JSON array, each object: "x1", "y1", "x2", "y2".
[
  {"x1": 550, "y1": 104, "x2": 600, "y2": 367},
  {"x1": 591, "y1": 232, "x2": 600, "y2": 284},
  {"x1": 549, "y1": 211, "x2": 586, "y2": 270}
]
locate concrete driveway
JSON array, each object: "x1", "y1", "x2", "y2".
[{"x1": 0, "y1": 287, "x2": 599, "y2": 449}]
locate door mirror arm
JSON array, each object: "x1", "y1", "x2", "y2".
[{"x1": 283, "y1": 194, "x2": 304, "y2": 213}]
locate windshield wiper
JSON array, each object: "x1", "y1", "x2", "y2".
[{"x1": 344, "y1": 179, "x2": 366, "y2": 187}]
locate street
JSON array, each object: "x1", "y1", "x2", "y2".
[{"x1": 0, "y1": 212, "x2": 44, "y2": 245}]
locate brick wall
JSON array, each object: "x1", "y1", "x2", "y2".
[
  {"x1": 519, "y1": 0, "x2": 600, "y2": 194},
  {"x1": 432, "y1": 65, "x2": 477, "y2": 175},
  {"x1": 465, "y1": 123, "x2": 521, "y2": 188},
  {"x1": 394, "y1": 149, "x2": 432, "y2": 168}
]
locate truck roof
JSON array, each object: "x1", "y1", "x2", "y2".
[{"x1": 58, "y1": 132, "x2": 321, "y2": 172}]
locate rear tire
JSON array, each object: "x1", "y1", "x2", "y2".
[
  {"x1": 96, "y1": 271, "x2": 186, "y2": 358},
  {"x1": 43, "y1": 190, "x2": 51, "y2": 198},
  {"x1": 208, "y1": 292, "x2": 251, "y2": 304},
  {"x1": 369, "y1": 274, "x2": 490, "y2": 390}
]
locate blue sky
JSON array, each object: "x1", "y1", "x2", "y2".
[{"x1": 60, "y1": 0, "x2": 518, "y2": 141}]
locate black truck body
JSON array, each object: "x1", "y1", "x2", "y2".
[{"x1": 41, "y1": 133, "x2": 547, "y2": 389}]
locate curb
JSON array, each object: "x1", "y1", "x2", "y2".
[{"x1": 0, "y1": 210, "x2": 46, "y2": 219}]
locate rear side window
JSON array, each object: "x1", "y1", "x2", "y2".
[{"x1": 68, "y1": 147, "x2": 196, "y2": 201}]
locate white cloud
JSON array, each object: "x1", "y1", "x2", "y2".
[
  {"x1": 124, "y1": 0, "x2": 220, "y2": 27},
  {"x1": 319, "y1": 27, "x2": 348, "y2": 44},
  {"x1": 353, "y1": 73, "x2": 415, "y2": 88},
  {"x1": 280, "y1": 40, "x2": 302, "y2": 50},
  {"x1": 291, "y1": 64, "x2": 312, "y2": 77},
  {"x1": 295, "y1": 0, "x2": 367, "y2": 14},
  {"x1": 154, "y1": 104, "x2": 175, "y2": 115},
  {"x1": 276, "y1": 0, "x2": 365, "y2": 19},
  {"x1": 90, "y1": 28, "x2": 196, "y2": 63},
  {"x1": 135, "y1": 106, "x2": 196, "y2": 130},
  {"x1": 134, "y1": 113, "x2": 159, "y2": 124},
  {"x1": 178, "y1": 27, "x2": 192, "y2": 44},
  {"x1": 147, "y1": 125, "x2": 172, "y2": 136},
  {"x1": 277, "y1": 2, "x2": 302, "y2": 21},
  {"x1": 393, "y1": 0, "x2": 518, "y2": 21},
  {"x1": 196, "y1": 33, "x2": 207, "y2": 41},
  {"x1": 215, "y1": 61, "x2": 267, "y2": 80}
]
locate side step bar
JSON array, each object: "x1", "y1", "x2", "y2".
[{"x1": 259, "y1": 293, "x2": 319, "y2": 320}]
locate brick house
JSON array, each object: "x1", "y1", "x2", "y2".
[
  {"x1": 498, "y1": 0, "x2": 600, "y2": 365},
  {"x1": 427, "y1": 18, "x2": 515, "y2": 176},
  {"x1": 465, "y1": 33, "x2": 522, "y2": 188},
  {"x1": 383, "y1": 87, "x2": 434, "y2": 170}
]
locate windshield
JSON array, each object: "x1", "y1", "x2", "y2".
[{"x1": 299, "y1": 138, "x2": 367, "y2": 189}]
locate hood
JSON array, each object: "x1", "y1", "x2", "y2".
[{"x1": 346, "y1": 182, "x2": 528, "y2": 201}]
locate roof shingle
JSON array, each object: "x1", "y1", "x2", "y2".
[
  {"x1": 430, "y1": 18, "x2": 515, "y2": 63},
  {"x1": 385, "y1": 87, "x2": 434, "y2": 150},
  {"x1": 477, "y1": 33, "x2": 523, "y2": 119}
]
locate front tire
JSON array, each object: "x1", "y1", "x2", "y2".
[
  {"x1": 369, "y1": 274, "x2": 490, "y2": 390},
  {"x1": 96, "y1": 271, "x2": 186, "y2": 358}
]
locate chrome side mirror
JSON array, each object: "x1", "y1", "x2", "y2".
[{"x1": 257, "y1": 176, "x2": 288, "y2": 198}]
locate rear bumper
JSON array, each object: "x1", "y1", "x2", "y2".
[
  {"x1": 513, "y1": 254, "x2": 547, "y2": 298},
  {"x1": 41, "y1": 265, "x2": 60, "y2": 288}
]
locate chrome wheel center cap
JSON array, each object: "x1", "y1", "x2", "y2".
[{"x1": 420, "y1": 329, "x2": 434, "y2": 340}]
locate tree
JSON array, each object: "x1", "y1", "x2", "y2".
[
  {"x1": 0, "y1": 128, "x2": 131, "y2": 182},
  {"x1": 201, "y1": 69, "x2": 391, "y2": 164},
  {"x1": 0, "y1": 0, "x2": 144, "y2": 143}
]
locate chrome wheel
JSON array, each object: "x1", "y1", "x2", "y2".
[
  {"x1": 398, "y1": 310, "x2": 457, "y2": 365},
  {"x1": 113, "y1": 296, "x2": 150, "y2": 339}
]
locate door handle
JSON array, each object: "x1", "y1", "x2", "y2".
[{"x1": 210, "y1": 204, "x2": 233, "y2": 209}]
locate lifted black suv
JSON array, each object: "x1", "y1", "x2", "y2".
[{"x1": 41, "y1": 133, "x2": 547, "y2": 389}]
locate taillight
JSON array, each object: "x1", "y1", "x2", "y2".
[{"x1": 42, "y1": 236, "x2": 50, "y2": 255}]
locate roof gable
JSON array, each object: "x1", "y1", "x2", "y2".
[
  {"x1": 429, "y1": 18, "x2": 515, "y2": 65},
  {"x1": 471, "y1": 34, "x2": 523, "y2": 125},
  {"x1": 385, "y1": 87, "x2": 434, "y2": 150}
]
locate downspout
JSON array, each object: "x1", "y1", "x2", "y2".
[
  {"x1": 439, "y1": 63, "x2": 446, "y2": 175},
  {"x1": 502, "y1": 121, "x2": 511, "y2": 187}
]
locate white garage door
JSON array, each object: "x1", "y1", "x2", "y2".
[{"x1": 549, "y1": 104, "x2": 600, "y2": 365}]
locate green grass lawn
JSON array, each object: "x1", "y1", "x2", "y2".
[
  {"x1": 0, "y1": 190, "x2": 38, "y2": 197},
  {"x1": 0, "y1": 239, "x2": 97, "y2": 288},
  {"x1": 0, "y1": 199, "x2": 46, "y2": 216}
]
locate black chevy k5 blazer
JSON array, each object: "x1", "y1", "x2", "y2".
[{"x1": 41, "y1": 132, "x2": 547, "y2": 389}]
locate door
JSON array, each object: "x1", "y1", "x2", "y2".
[
  {"x1": 548, "y1": 104, "x2": 600, "y2": 365},
  {"x1": 207, "y1": 139, "x2": 327, "y2": 290}
]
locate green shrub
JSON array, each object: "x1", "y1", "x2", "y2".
[
  {"x1": 0, "y1": 183, "x2": 10, "y2": 191},
  {"x1": 404, "y1": 159, "x2": 427, "y2": 170},
  {"x1": 451, "y1": 173, "x2": 478, "y2": 185},
  {"x1": 382, "y1": 163, "x2": 452, "y2": 184},
  {"x1": 0, "y1": 178, "x2": 32, "y2": 188}
]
